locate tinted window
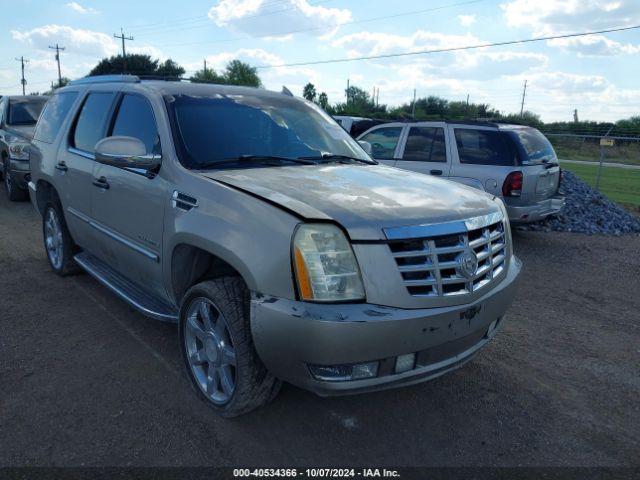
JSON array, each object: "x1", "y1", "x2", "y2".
[
  {"x1": 455, "y1": 129, "x2": 517, "y2": 166},
  {"x1": 8, "y1": 98, "x2": 47, "y2": 125},
  {"x1": 402, "y1": 127, "x2": 446, "y2": 162},
  {"x1": 34, "y1": 92, "x2": 78, "y2": 144},
  {"x1": 359, "y1": 127, "x2": 403, "y2": 159},
  {"x1": 508, "y1": 128, "x2": 556, "y2": 164},
  {"x1": 166, "y1": 94, "x2": 370, "y2": 169},
  {"x1": 110, "y1": 94, "x2": 160, "y2": 154},
  {"x1": 73, "y1": 92, "x2": 115, "y2": 152}
]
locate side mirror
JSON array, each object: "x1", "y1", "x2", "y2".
[
  {"x1": 358, "y1": 140, "x2": 373, "y2": 156},
  {"x1": 95, "y1": 136, "x2": 160, "y2": 170}
]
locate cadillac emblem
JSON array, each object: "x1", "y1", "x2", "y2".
[{"x1": 457, "y1": 250, "x2": 479, "y2": 279}]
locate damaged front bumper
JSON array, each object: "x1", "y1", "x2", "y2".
[{"x1": 250, "y1": 255, "x2": 522, "y2": 396}]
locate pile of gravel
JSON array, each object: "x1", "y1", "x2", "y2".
[{"x1": 521, "y1": 169, "x2": 640, "y2": 235}]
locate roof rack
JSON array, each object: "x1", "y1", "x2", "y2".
[{"x1": 69, "y1": 75, "x2": 140, "y2": 86}]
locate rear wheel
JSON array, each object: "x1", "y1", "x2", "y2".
[
  {"x1": 42, "y1": 202, "x2": 80, "y2": 276},
  {"x1": 179, "y1": 277, "x2": 280, "y2": 417}
]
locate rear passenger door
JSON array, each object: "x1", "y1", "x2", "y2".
[
  {"x1": 89, "y1": 92, "x2": 167, "y2": 298},
  {"x1": 448, "y1": 125, "x2": 518, "y2": 194},
  {"x1": 58, "y1": 90, "x2": 117, "y2": 249},
  {"x1": 394, "y1": 123, "x2": 451, "y2": 177},
  {"x1": 357, "y1": 125, "x2": 404, "y2": 166}
]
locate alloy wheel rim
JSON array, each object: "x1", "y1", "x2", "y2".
[
  {"x1": 184, "y1": 297, "x2": 237, "y2": 405},
  {"x1": 44, "y1": 209, "x2": 63, "y2": 270}
]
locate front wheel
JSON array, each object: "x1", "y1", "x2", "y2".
[
  {"x1": 179, "y1": 277, "x2": 281, "y2": 417},
  {"x1": 42, "y1": 203, "x2": 80, "y2": 276}
]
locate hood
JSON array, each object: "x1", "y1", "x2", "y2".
[
  {"x1": 6, "y1": 125, "x2": 36, "y2": 140},
  {"x1": 202, "y1": 164, "x2": 501, "y2": 240}
]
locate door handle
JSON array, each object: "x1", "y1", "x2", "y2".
[
  {"x1": 55, "y1": 161, "x2": 68, "y2": 172},
  {"x1": 92, "y1": 176, "x2": 110, "y2": 190},
  {"x1": 430, "y1": 169, "x2": 443, "y2": 176}
]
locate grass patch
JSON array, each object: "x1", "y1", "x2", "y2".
[
  {"x1": 560, "y1": 161, "x2": 640, "y2": 208},
  {"x1": 550, "y1": 137, "x2": 640, "y2": 166}
]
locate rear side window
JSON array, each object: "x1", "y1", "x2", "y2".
[
  {"x1": 359, "y1": 127, "x2": 403, "y2": 159},
  {"x1": 402, "y1": 127, "x2": 446, "y2": 162},
  {"x1": 34, "y1": 92, "x2": 78, "y2": 143},
  {"x1": 454, "y1": 129, "x2": 517, "y2": 166},
  {"x1": 509, "y1": 128, "x2": 556, "y2": 164},
  {"x1": 110, "y1": 94, "x2": 161, "y2": 154},
  {"x1": 72, "y1": 92, "x2": 115, "y2": 153},
  {"x1": 8, "y1": 98, "x2": 47, "y2": 126}
]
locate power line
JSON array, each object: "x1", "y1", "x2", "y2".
[
  {"x1": 48, "y1": 43, "x2": 66, "y2": 87},
  {"x1": 155, "y1": 0, "x2": 485, "y2": 47},
  {"x1": 255, "y1": 24, "x2": 640, "y2": 68}
]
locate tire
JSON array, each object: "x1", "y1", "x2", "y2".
[
  {"x1": 179, "y1": 277, "x2": 281, "y2": 417},
  {"x1": 4, "y1": 161, "x2": 27, "y2": 201},
  {"x1": 42, "y1": 202, "x2": 81, "y2": 276}
]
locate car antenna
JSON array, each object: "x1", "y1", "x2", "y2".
[{"x1": 281, "y1": 86, "x2": 294, "y2": 97}]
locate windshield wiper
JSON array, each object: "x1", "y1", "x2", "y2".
[
  {"x1": 298, "y1": 154, "x2": 376, "y2": 165},
  {"x1": 198, "y1": 155, "x2": 316, "y2": 169}
]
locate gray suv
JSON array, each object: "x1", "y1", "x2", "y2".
[
  {"x1": 0, "y1": 95, "x2": 48, "y2": 200},
  {"x1": 29, "y1": 76, "x2": 521, "y2": 417},
  {"x1": 358, "y1": 121, "x2": 565, "y2": 223}
]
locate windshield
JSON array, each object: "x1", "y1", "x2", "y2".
[
  {"x1": 165, "y1": 93, "x2": 371, "y2": 169},
  {"x1": 508, "y1": 127, "x2": 557, "y2": 165},
  {"x1": 8, "y1": 98, "x2": 47, "y2": 126}
]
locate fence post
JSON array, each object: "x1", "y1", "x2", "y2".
[{"x1": 595, "y1": 144, "x2": 605, "y2": 191}]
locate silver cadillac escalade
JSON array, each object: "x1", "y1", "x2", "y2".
[{"x1": 28, "y1": 75, "x2": 521, "y2": 417}]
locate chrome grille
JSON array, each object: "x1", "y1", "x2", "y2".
[{"x1": 388, "y1": 219, "x2": 506, "y2": 297}]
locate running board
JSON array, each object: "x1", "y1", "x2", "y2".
[{"x1": 74, "y1": 252, "x2": 179, "y2": 323}]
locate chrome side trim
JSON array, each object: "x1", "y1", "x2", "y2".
[
  {"x1": 68, "y1": 147, "x2": 95, "y2": 160},
  {"x1": 67, "y1": 207, "x2": 159, "y2": 262},
  {"x1": 74, "y1": 254, "x2": 177, "y2": 322},
  {"x1": 383, "y1": 211, "x2": 503, "y2": 240},
  {"x1": 172, "y1": 190, "x2": 198, "y2": 211}
]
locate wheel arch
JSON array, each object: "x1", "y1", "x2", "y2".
[
  {"x1": 170, "y1": 240, "x2": 257, "y2": 307},
  {"x1": 35, "y1": 180, "x2": 59, "y2": 215}
]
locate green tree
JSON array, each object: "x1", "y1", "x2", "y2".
[
  {"x1": 223, "y1": 60, "x2": 262, "y2": 87},
  {"x1": 190, "y1": 68, "x2": 224, "y2": 84},
  {"x1": 156, "y1": 59, "x2": 185, "y2": 79},
  {"x1": 88, "y1": 54, "x2": 185, "y2": 78},
  {"x1": 302, "y1": 82, "x2": 317, "y2": 102},
  {"x1": 318, "y1": 92, "x2": 329, "y2": 110}
]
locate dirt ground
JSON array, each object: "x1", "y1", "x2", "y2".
[{"x1": 0, "y1": 187, "x2": 639, "y2": 467}]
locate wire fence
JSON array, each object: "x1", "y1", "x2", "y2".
[{"x1": 542, "y1": 132, "x2": 640, "y2": 210}]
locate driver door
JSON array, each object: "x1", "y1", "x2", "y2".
[{"x1": 89, "y1": 93, "x2": 168, "y2": 298}]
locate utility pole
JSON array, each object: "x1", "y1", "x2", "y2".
[
  {"x1": 346, "y1": 78, "x2": 350, "y2": 106},
  {"x1": 203, "y1": 59, "x2": 207, "y2": 75},
  {"x1": 113, "y1": 28, "x2": 134, "y2": 74},
  {"x1": 376, "y1": 88, "x2": 379, "y2": 107},
  {"x1": 520, "y1": 79, "x2": 528, "y2": 118},
  {"x1": 48, "y1": 43, "x2": 66, "y2": 87},
  {"x1": 411, "y1": 88, "x2": 417, "y2": 117},
  {"x1": 15, "y1": 56, "x2": 28, "y2": 95},
  {"x1": 573, "y1": 109, "x2": 579, "y2": 123}
]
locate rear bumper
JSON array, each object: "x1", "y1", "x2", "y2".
[
  {"x1": 506, "y1": 194, "x2": 565, "y2": 223},
  {"x1": 250, "y1": 255, "x2": 521, "y2": 396}
]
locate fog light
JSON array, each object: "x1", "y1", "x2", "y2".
[
  {"x1": 395, "y1": 353, "x2": 416, "y2": 374},
  {"x1": 309, "y1": 362, "x2": 379, "y2": 382}
]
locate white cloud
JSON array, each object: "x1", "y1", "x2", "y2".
[
  {"x1": 548, "y1": 35, "x2": 640, "y2": 56},
  {"x1": 12, "y1": 25, "x2": 117, "y2": 57},
  {"x1": 457, "y1": 14, "x2": 476, "y2": 27},
  {"x1": 208, "y1": 0, "x2": 352, "y2": 39},
  {"x1": 66, "y1": 2, "x2": 99, "y2": 14},
  {"x1": 501, "y1": 0, "x2": 640, "y2": 33}
]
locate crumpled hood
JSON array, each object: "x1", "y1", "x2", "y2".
[{"x1": 202, "y1": 164, "x2": 501, "y2": 240}]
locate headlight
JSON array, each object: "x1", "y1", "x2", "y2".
[
  {"x1": 292, "y1": 223, "x2": 365, "y2": 302},
  {"x1": 8, "y1": 142, "x2": 30, "y2": 161}
]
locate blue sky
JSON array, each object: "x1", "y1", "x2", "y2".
[{"x1": 1, "y1": 0, "x2": 639, "y2": 122}]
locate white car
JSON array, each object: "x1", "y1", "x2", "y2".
[{"x1": 358, "y1": 121, "x2": 565, "y2": 223}]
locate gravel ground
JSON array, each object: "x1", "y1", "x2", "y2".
[
  {"x1": 0, "y1": 188, "x2": 639, "y2": 467},
  {"x1": 523, "y1": 170, "x2": 640, "y2": 235}
]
